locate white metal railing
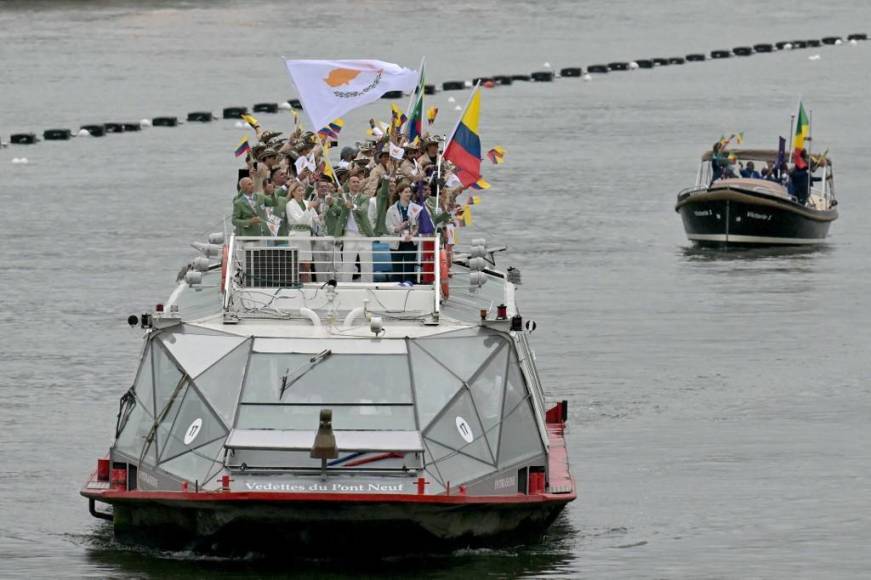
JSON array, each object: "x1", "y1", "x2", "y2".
[{"x1": 224, "y1": 235, "x2": 441, "y2": 318}]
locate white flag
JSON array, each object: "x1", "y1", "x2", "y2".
[
  {"x1": 285, "y1": 59, "x2": 418, "y2": 134},
  {"x1": 389, "y1": 142, "x2": 405, "y2": 160}
]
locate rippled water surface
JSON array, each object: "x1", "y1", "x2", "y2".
[{"x1": 1, "y1": 1, "x2": 870, "y2": 577}]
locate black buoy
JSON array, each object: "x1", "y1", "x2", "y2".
[
  {"x1": 775, "y1": 41, "x2": 791, "y2": 49},
  {"x1": 287, "y1": 99, "x2": 303, "y2": 110},
  {"x1": 753, "y1": 43, "x2": 774, "y2": 53},
  {"x1": 152, "y1": 117, "x2": 178, "y2": 127},
  {"x1": 821, "y1": 36, "x2": 841, "y2": 45},
  {"x1": 805, "y1": 39, "x2": 821, "y2": 47},
  {"x1": 80, "y1": 124, "x2": 106, "y2": 137},
  {"x1": 122, "y1": 123, "x2": 141, "y2": 132},
  {"x1": 791, "y1": 40, "x2": 808, "y2": 48},
  {"x1": 847, "y1": 33, "x2": 867, "y2": 41},
  {"x1": 510, "y1": 74, "x2": 531, "y2": 81},
  {"x1": 11, "y1": 132, "x2": 39, "y2": 144},
  {"x1": 685, "y1": 53, "x2": 706, "y2": 61},
  {"x1": 493, "y1": 75, "x2": 513, "y2": 85},
  {"x1": 652, "y1": 57, "x2": 670, "y2": 66},
  {"x1": 252, "y1": 102, "x2": 279, "y2": 113},
  {"x1": 586, "y1": 64, "x2": 609, "y2": 74},
  {"x1": 560, "y1": 67, "x2": 583, "y2": 77},
  {"x1": 732, "y1": 46, "x2": 754, "y2": 56},
  {"x1": 668, "y1": 57, "x2": 685, "y2": 65},
  {"x1": 381, "y1": 90, "x2": 404, "y2": 99},
  {"x1": 424, "y1": 84, "x2": 436, "y2": 95},
  {"x1": 531, "y1": 71, "x2": 554, "y2": 81},
  {"x1": 104, "y1": 123, "x2": 125, "y2": 133},
  {"x1": 187, "y1": 111, "x2": 214, "y2": 122},
  {"x1": 473, "y1": 77, "x2": 495, "y2": 85},
  {"x1": 635, "y1": 59, "x2": 654, "y2": 69},
  {"x1": 607, "y1": 62, "x2": 629, "y2": 71},
  {"x1": 43, "y1": 129, "x2": 72, "y2": 141},
  {"x1": 442, "y1": 81, "x2": 466, "y2": 91},
  {"x1": 711, "y1": 49, "x2": 732, "y2": 58},
  {"x1": 223, "y1": 106, "x2": 248, "y2": 119}
]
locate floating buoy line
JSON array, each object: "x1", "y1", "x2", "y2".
[{"x1": 2, "y1": 33, "x2": 866, "y2": 151}]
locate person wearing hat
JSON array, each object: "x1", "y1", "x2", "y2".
[
  {"x1": 399, "y1": 141, "x2": 425, "y2": 182},
  {"x1": 364, "y1": 144, "x2": 393, "y2": 196},
  {"x1": 337, "y1": 146, "x2": 357, "y2": 170},
  {"x1": 251, "y1": 148, "x2": 278, "y2": 194},
  {"x1": 418, "y1": 138, "x2": 440, "y2": 172},
  {"x1": 232, "y1": 177, "x2": 270, "y2": 237}
]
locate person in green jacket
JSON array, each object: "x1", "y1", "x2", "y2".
[
  {"x1": 232, "y1": 177, "x2": 270, "y2": 237},
  {"x1": 328, "y1": 174, "x2": 378, "y2": 282}
]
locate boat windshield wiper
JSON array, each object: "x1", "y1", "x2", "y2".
[{"x1": 279, "y1": 349, "x2": 332, "y2": 399}]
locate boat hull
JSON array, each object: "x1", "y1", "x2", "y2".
[
  {"x1": 86, "y1": 492, "x2": 572, "y2": 554},
  {"x1": 676, "y1": 188, "x2": 837, "y2": 247}
]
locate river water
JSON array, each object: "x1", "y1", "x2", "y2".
[{"x1": 1, "y1": 1, "x2": 870, "y2": 577}]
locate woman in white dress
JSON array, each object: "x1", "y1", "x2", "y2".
[{"x1": 285, "y1": 180, "x2": 319, "y2": 282}]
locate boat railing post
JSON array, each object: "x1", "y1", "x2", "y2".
[
  {"x1": 433, "y1": 235, "x2": 441, "y2": 316},
  {"x1": 223, "y1": 234, "x2": 235, "y2": 312}
]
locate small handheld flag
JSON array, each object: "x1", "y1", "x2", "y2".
[
  {"x1": 426, "y1": 106, "x2": 439, "y2": 125},
  {"x1": 234, "y1": 136, "x2": 251, "y2": 158},
  {"x1": 391, "y1": 103, "x2": 407, "y2": 129},
  {"x1": 470, "y1": 178, "x2": 490, "y2": 190},
  {"x1": 241, "y1": 114, "x2": 259, "y2": 128},
  {"x1": 736, "y1": 132, "x2": 744, "y2": 145},
  {"x1": 792, "y1": 102, "x2": 810, "y2": 168},
  {"x1": 487, "y1": 146, "x2": 505, "y2": 165}
]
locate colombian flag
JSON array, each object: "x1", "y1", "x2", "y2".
[
  {"x1": 793, "y1": 102, "x2": 809, "y2": 168},
  {"x1": 444, "y1": 86, "x2": 482, "y2": 188},
  {"x1": 234, "y1": 136, "x2": 251, "y2": 158},
  {"x1": 318, "y1": 118, "x2": 344, "y2": 141},
  {"x1": 487, "y1": 146, "x2": 505, "y2": 165}
]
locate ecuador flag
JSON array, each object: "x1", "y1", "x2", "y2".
[
  {"x1": 792, "y1": 102, "x2": 809, "y2": 167},
  {"x1": 443, "y1": 85, "x2": 482, "y2": 188}
]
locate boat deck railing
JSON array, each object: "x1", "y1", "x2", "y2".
[{"x1": 223, "y1": 235, "x2": 441, "y2": 321}]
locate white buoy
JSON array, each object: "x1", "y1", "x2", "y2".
[
  {"x1": 448, "y1": 96, "x2": 456, "y2": 103},
  {"x1": 278, "y1": 101, "x2": 292, "y2": 110},
  {"x1": 784, "y1": 43, "x2": 793, "y2": 50},
  {"x1": 543, "y1": 61, "x2": 551, "y2": 68},
  {"x1": 20, "y1": 157, "x2": 29, "y2": 164},
  {"x1": 77, "y1": 129, "x2": 91, "y2": 137},
  {"x1": 835, "y1": 39, "x2": 843, "y2": 45},
  {"x1": 12, "y1": 158, "x2": 21, "y2": 164},
  {"x1": 454, "y1": 105, "x2": 462, "y2": 111},
  {"x1": 463, "y1": 80, "x2": 473, "y2": 88},
  {"x1": 140, "y1": 119, "x2": 152, "y2": 128},
  {"x1": 234, "y1": 120, "x2": 246, "y2": 128},
  {"x1": 12, "y1": 157, "x2": 29, "y2": 164},
  {"x1": 582, "y1": 73, "x2": 593, "y2": 81},
  {"x1": 628, "y1": 61, "x2": 639, "y2": 70},
  {"x1": 808, "y1": 54, "x2": 821, "y2": 61},
  {"x1": 849, "y1": 39, "x2": 858, "y2": 45}
]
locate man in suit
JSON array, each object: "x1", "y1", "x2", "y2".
[
  {"x1": 232, "y1": 177, "x2": 269, "y2": 236},
  {"x1": 328, "y1": 174, "x2": 377, "y2": 282}
]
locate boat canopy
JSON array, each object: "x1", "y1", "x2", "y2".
[
  {"x1": 700, "y1": 148, "x2": 835, "y2": 163},
  {"x1": 112, "y1": 324, "x2": 546, "y2": 490}
]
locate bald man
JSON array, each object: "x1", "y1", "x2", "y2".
[{"x1": 232, "y1": 177, "x2": 269, "y2": 236}]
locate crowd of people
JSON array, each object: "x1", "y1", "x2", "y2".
[
  {"x1": 709, "y1": 138, "x2": 826, "y2": 205},
  {"x1": 232, "y1": 117, "x2": 470, "y2": 284}
]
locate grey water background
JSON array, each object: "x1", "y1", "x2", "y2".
[{"x1": 1, "y1": 0, "x2": 870, "y2": 577}]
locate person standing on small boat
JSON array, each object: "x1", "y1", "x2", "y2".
[{"x1": 387, "y1": 183, "x2": 422, "y2": 283}]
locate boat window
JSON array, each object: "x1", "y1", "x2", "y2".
[
  {"x1": 414, "y1": 332, "x2": 507, "y2": 381},
  {"x1": 498, "y1": 397, "x2": 544, "y2": 468},
  {"x1": 152, "y1": 341, "x2": 184, "y2": 418},
  {"x1": 241, "y1": 353, "x2": 412, "y2": 405},
  {"x1": 423, "y1": 389, "x2": 495, "y2": 466},
  {"x1": 236, "y1": 404, "x2": 415, "y2": 431},
  {"x1": 408, "y1": 342, "x2": 464, "y2": 430},
  {"x1": 158, "y1": 438, "x2": 225, "y2": 486},
  {"x1": 237, "y1": 353, "x2": 414, "y2": 430},
  {"x1": 193, "y1": 340, "x2": 250, "y2": 427},
  {"x1": 158, "y1": 381, "x2": 228, "y2": 463}
]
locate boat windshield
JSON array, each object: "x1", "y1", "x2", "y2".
[{"x1": 237, "y1": 353, "x2": 415, "y2": 430}]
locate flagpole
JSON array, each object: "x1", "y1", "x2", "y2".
[{"x1": 807, "y1": 109, "x2": 813, "y2": 201}]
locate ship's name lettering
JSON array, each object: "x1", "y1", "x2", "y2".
[
  {"x1": 747, "y1": 211, "x2": 772, "y2": 220},
  {"x1": 244, "y1": 481, "x2": 404, "y2": 492},
  {"x1": 694, "y1": 210, "x2": 712, "y2": 216},
  {"x1": 494, "y1": 475, "x2": 516, "y2": 490}
]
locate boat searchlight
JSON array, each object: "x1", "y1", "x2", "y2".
[{"x1": 311, "y1": 408, "x2": 338, "y2": 480}]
